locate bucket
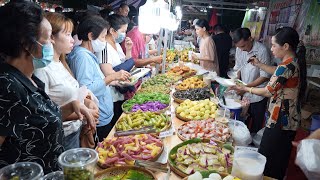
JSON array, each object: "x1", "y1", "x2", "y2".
[
  {"x1": 219, "y1": 98, "x2": 242, "y2": 120},
  {"x1": 311, "y1": 115, "x2": 320, "y2": 131},
  {"x1": 231, "y1": 150, "x2": 266, "y2": 180}
]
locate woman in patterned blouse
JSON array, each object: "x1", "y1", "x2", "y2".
[
  {"x1": 232, "y1": 27, "x2": 307, "y2": 179},
  {"x1": 0, "y1": 2, "x2": 95, "y2": 174}
]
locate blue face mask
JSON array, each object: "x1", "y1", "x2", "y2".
[
  {"x1": 32, "y1": 41, "x2": 54, "y2": 69},
  {"x1": 115, "y1": 31, "x2": 126, "y2": 43}
]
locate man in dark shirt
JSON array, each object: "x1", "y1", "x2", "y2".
[{"x1": 212, "y1": 24, "x2": 232, "y2": 78}]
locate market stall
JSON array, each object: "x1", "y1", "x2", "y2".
[{"x1": 90, "y1": 62, "x2": 270, "y2": 180}]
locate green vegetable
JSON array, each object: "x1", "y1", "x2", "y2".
[
  {"x1": 142, "y1": 74, "x2": 180, "y2": 88},
  {"x1": 138, "y1": 84, "x2": 171, "y2": 94},
  {"x1": 122, "y1": 92, "x2": 170, "y2": 112},
  {"x1": 63, "y1": 167, "x2": 93, "y2": 180}
]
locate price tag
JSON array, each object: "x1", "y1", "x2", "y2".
[
  {"x1": 155, "y1": 146, "x2": 168, "y2": 164},
  {"x1": 159, "y1": 126, "x2": 175, "y2": 138},
  {"x1": 234, "y1": 146, "x2": 258, "y2": 153}
]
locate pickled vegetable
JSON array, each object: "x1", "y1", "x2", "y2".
[{"x1": 63, "y1": 167, "x2": 93, "y2": 180}]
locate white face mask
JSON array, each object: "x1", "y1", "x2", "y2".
[{"x1": 91, "y1": 38, "x2": 106, "y2": 52}]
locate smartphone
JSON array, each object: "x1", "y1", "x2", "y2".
[{"x1": 247, "y1": 55, "x2": 256, "y2": 63}]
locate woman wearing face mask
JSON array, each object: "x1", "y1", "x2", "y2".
[
  {"x1": 231, "y1": 27, "x2": 307, "y2": 179},
  {"x1": 97, "y1": 14, "x2": 134, "y2": 123},
  {"x1": 192, "y1": 19, "x2": 219, "y2": 75},
  {"x1": 0, "y1": 2, "x2": 94, "y2": 174},
  {"x1": 34, "y1": 12, "x2": 100, "y2": 150},
  {"x1": 67, "y1": 15, "x2": 128, "y2": 141}
]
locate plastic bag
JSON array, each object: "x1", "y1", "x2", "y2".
[
  {"x1": 228, "y1": 120, "x2": 252, "y2": 146},
  {"x1": 253, "y1": 127, "x2": 265, "y2": 148},
  {"x1": 295, "y1": 139, "x2": 320, "y2": 179}
]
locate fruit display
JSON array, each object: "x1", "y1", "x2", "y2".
[
  {"x1": 165, "y1": 49, "x2": 178, "y2": 63},
  {"x1": 167, "y1": 66, "x2": 197, "y2": 78},
  {"x1": 176, "y1": 99, "x2": 218, "y2": 121},
  {"x1": 116, "y1": 111, "x2": 171, "y2": 132},
  {"x1": 96, "y1": 134, "x2": 163, "y2": 167},
  {"x1": 187, "y1": 171, "x2": 240, "y2": 180},
  {"x1": 122, "y1": 92, "x2": 170, "y2": 113},
  {"x1": 178, "y1": 48, "x2": 200, "y2": 64},
  {"x1": 138, "y1": 84, "x2": 171, "y2": 94},
  {"x1": 173, "y1": 88, "x2": 211, "y2": 103},
  {"x1": 168, "y1": 139, "x2": 234, "y2": 176},
  {"x1": 176, "y1": 77, "x2": 206, "y2": 91},
  {"x1": 142, "y1": 74, "x2": 180, "y2": 88},
  {"x1": 177, "y1": 119, "x2": 231, "y2": 142},
  {"x1": 179, "y1": 48, "x2": 192, "y2": 62}
]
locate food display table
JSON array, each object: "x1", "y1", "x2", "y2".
[
  {"x1": 95, "y1": 90, "x2": 184, "y2": 179},
  {"x1": 94, "y1": 63, "x2": 273, "y2": 180}
]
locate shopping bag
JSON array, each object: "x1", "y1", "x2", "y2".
[{"x1": 295, "y1": 139, "x2": 320, "y2": 179}]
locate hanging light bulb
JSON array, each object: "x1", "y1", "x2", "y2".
[
  {"x1": 139, "y1": 0, "x2": 180, "y2": 33},
  {"x1": 138, "y1": 0, "x2": 161, "y2": 34}
]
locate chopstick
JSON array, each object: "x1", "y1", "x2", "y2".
[
  {"x1": 134, "y1": 160, "x2": 169, "y2": 173},
  {"x1": 114, "y1": 126, "x2": 156, "y2": 136}
]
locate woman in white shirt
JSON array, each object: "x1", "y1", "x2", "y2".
[
  {"x1": 34, "y1": 12, "x2": 99, "y2": 150},
  {"x1": 98, "y1": 14, "x2": 134, "y2": 122}
]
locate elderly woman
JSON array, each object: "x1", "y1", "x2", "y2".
[
  {"x1": 0, "y1": 2, "x2": 94, "y2": 174},
  {"x1": 232, "y1": 27, "x2": 307, "y2": 179}
]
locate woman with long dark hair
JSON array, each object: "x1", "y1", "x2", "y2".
[
  {"x1": 192, "y1": 19, "x2": 219, "y2": 75},
  {"x1": 232, "y1": 27, "x2": 307, "y2": 179}
]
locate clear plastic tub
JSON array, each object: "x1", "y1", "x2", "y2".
[
  {"x1": 42, "y1": 171, "x2": 63, "y2": 180},
  {"x1": 231, "y1": 150, "x2": 266, "y2": 180},
  {"x1": 58, "y1": 148, "x2": 98, "y2": 180},
  {"x1": 0, "y1": 162, "x2": 43, "y2": 180}
]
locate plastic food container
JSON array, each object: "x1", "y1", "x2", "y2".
[
  {"x1": 42, "y1": 171, "x2": 63, "y2": 180},
  {"x1": 231, "y1": 150, "x2": 266, "y2": 180},
  {"x1": 58, "y1": 148, "x2": 98, "y2": 180},
  {"x1": 0, "y1": 162, "x2": 43, "y2": 180},
  {"x1": 219, "y1": 98, "x2": 242, "y2": 120}
]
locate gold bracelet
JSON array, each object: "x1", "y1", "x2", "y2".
[{"x1": 249, "y1": 87, "x2": 254, "y2": 94}]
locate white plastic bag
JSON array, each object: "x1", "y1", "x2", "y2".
[
  {"x1": 295, "y1": 139, "x2": 320, "y2": 179},
  {"x1": 228, "y1": 120, "x2": 252, "y2": 146},
  {"x1": 253, "y1": 127, "x2": 265, "y2": 148}
]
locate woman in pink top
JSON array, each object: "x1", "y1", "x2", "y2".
[
  {"x1": 192, "y1": 19, "x2": 219, "y2": 75},
  {"x1": 124, "y1": 25, "x2": 162, "y2": 67}
]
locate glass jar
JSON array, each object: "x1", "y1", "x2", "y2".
[
  {"x1": 0, "y1": 162, "x2": 43, "y2": 180},
  {"x1": 58, "y1": 148, "x2": 98, "y2": 180}
]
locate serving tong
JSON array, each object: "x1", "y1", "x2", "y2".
[
  {"x1": 114, "y1": 126, "x2": 157, "y2": 137},
  {"x1": 134, "y1": 160, "x2": 169, "y2": 173}
]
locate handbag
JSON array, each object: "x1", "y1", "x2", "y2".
[
  {"x1": 80, "y1": 124, "x2": 97, "y2": 148},
  {"x1": 113, "y1": 58, "x2": 135, "y2": 72}
]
